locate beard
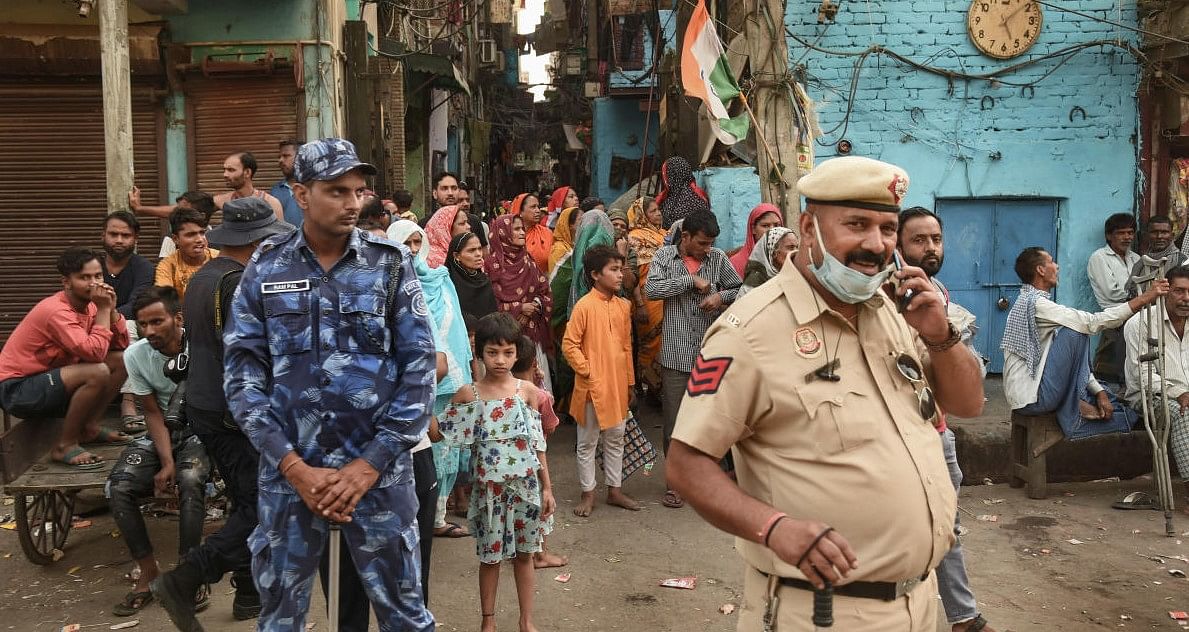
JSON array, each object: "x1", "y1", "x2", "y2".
[
  {"x1": 904, "y1": 252, "x2": 944, "y2": 277},
  {"x1": 103, "y1": 243, "x2": 131, "y2": 261}
]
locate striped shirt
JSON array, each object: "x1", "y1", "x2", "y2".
[{"x1": 645, "y1": 245, "x2": 742, "y2": 373}]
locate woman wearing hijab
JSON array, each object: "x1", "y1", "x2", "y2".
[
  {"x1": 424, "y1": 204, "x2": 471, "y2": 268},
  {"x1": 656, "y1": 156, "x2": 709, "y2": 229},
  {"x1": 546, "y1": 186, "x2": 580, "y2": 229},
  {"x1": 512, "y1": 192, "x2": 553, "y2": 272},
  {"x1": 487, "y1": 213, "x2": 555, "y2": 392},
  {"x1": 627, "y1": 197, "x2": 667, "y2": 396},
  {"x1": 548, "y1": 207, "x2": 582, "y2": 278},
  {"x1": 739, "y1": 226, "x2": 798, "y2": 298},
  {"x1": 728, "y1": 203, "x2": 785, "y2": 277},
  {"x1": 446, "y1": 231, "x2": 497, "y2": 321}
]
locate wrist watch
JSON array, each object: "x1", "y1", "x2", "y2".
[{"x1": 923, "y1": 322, "x2": 962, "y2": 352}]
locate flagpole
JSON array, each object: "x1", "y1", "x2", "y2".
[{"x1": 738, "y1": 92, "x2": 785, "y2": 188}]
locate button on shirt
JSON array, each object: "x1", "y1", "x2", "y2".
[
  {"x1": 224, "y1": 229, "x2": 436, "y2": 498},
  {"x1": 1124, "y1": 305, "x2": 1189, "y2": 406},
  {"x1": 1087, "y1": 245, "x2": 1140, "y2": 309},
  {"x1": 1003, "y1": 296, "x2": 1133, "y2": 410},
  {"x1": 271, "y1": 180, "x2": 304, "y2": 229},
  {"x1": 644, "y1": 245, "x2": 741, "y2": 373},
  {"x1": 671, "y1": 263, "x2": 955, "y2": 583}
]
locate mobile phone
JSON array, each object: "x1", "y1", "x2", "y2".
[{"x1": 893, "y1": 250, "x2": 915, "y2": 313}]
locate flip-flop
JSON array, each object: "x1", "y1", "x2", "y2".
[
  {"x1": 1112, "y1": 491, "x2": 1159, "y2": 510},
  {"x1": 113, "y1": 590, "x2": 154, "y2": 616},
  {"x1": 433, "y1": 522, "x2": 471, "y2": 538},
  {"x1": 662, "y1": 489, "x2": 684, "y2": 509},
  {"x1": 57, "y1": 446, "x2": 104, "y2": 470},
  {"x1": 122, "y1": 415, "x2": 147, "y2": 435},
  {"x1": 82, "y1": 427, "x2": 133, "y2": 446}
]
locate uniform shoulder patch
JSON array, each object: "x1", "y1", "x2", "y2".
[{"x1": 687, "y1": 354, "x2": 733, "y2": 397}]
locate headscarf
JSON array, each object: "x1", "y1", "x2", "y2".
[
  {"x1": 742, "y1": 226, "x2": 794, "y2": 290},
  {"x1": 446, "y1": 231, "x2": 497, "y2": 320},
  {"x1": 628, "y1": 197, "x2": 666, "y2": 268},
  {"x1": 486, "y1": 214, "x2": 554, "y2": 350},
  {"x1": 569, "y1": 210, "x2": 616, "y2": 311},
  {"x1": 657, "y1": 156, "x2": 709, "y2": 229},
  {"x1": 1001, "y1": 284, "x2": 1050, "y2": 378},
  {"x1": 514, "y1": 193, "x2": 553, "y2": 273},
  {"x1": 425, "y1": 205, "x2": 467, "y2": 268},
  {"x1": 549, "y1": 207, "x2": 581, "y2": 274},
  {"x1": 730, "y1": 203, "x2": 784, "y2": 276},
  {"x1": 467, "y1": 213, "x2": 489, "y2": 247},
  {"x1": 546, "y1": 186, "x2": 574, "y2": 229},
  {"x1": 390, "y1": 220, "x2": 472, "y2": 396},
  {"x1": 608, "y1": 207, "x2": 628, "y2": 226}
]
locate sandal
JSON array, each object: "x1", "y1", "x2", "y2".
[
  {"x1": 1112, "y1": 491, "x2": 1159, "y2": 511},
  {"x1": 56, "y1": 446, "x2": 104, "y2": 470},
  {"x1": 122, "y1": 415, "x2": 147, "y2": 435},
  {"x1": 433, "y1": 522, "x2": 471, "y2": 538},
  {"x1": 82, "y1": 427, "x2": 133, "y2": 446},
  {"x1": 113, "y1": 590, "x2": 153, "y2": 616},
  {"x1": 195, "y1": 582, "x2": 211, "y2": 613},
  {"x1": 662, "y1": 489, "x2": 684, "y2": 509}
]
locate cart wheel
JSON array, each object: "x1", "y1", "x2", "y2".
[{"x1": 13, "y1": 490, "x2": 75, "y2": 565}]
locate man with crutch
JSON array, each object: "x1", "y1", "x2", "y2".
[
  {"x1": 1123, "y1": 262, "x2": 1189, "y2": 531},
  {"x1": 223, "y1": 139, "x2": 436, "y2": 632}
]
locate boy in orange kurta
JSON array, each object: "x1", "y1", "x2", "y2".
[{"x1": 562, "y1": 245, "x2": 641, "y2": 517}]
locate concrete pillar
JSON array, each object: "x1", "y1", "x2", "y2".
[{"x1": 99, "y1": 0, "x2": 134, "y2": 213}]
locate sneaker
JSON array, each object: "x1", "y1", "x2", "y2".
[
  {"x1": 150, "y1": 562, "x2": 205, "y2": 632},
  {"x1": 231, "y1": 570, "x2": 261, "y2": 621}
]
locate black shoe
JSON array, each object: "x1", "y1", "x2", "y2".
[
  {"x1": 150, "y1": 563, "x2": 205, "y2": 632},
  {"x1": 231, "y1": 570, "x2": 262, "y2": 621}
]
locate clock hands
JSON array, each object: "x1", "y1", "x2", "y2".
[{"x1": 1000, "y1": 1, "x2": 1032, "y2": 45}]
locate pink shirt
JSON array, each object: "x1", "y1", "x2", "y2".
[{"x1": 0, "y1": 292, "x2": 129, "y2": 382}]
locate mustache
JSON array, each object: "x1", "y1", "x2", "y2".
[{"x1": 845, "y1": 249, "x2": 888, "y2": 267}]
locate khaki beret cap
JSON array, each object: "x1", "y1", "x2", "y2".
[{"x1": 798, "y1": 156, "x2": 910, "y2": 213}]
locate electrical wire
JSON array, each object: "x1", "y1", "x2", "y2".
[{"x1": 1031, "y1": 0, "x2": 1189, "y2": 47}]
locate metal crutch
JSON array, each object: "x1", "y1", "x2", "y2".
[
  {"x1": 327, "y1": 523, "x2": 341, "y2": 632},
  {"x1": 1134, "y1": 255, "x2": 1177, "y2": 536}
]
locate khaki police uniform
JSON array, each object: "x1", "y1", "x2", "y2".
[{"x1": 671, "y1": 156, "x2": 957, "y2": 631}]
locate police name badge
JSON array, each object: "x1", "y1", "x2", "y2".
[
  {"x1": 261, "y1": 280, "x2": 311, "y2": 294},
  {"x1": 794, "y1": 327, "x2": 822, "y2": 358}
]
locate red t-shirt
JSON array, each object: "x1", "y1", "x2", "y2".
[{"x1": 0, "y1": 292, "x2": 129, "y2": 382}]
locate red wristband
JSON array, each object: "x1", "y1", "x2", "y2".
[{"x1": 758, "y1": 511, "x2": 788, "y2": 545}]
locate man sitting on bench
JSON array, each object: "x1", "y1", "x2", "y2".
[
  {"x1": 0, "y1": 247, "x2": 134, "y2": 468},
  {"x1": 1123, "y1": 265, "x2": 1189, "y2": 513},
  {"x1": 1003, "y1": 247, "x2": 1165, "y2": 440}
]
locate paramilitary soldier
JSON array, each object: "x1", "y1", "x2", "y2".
[
  {"x1": 223, "y1": 139, "x2": 435, "y2": 632},
  {"x1": 667, "y1": 156, "x2": 985, "y2": 631}
]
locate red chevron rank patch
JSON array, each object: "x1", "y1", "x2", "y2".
[{"x1": 687, "y1": 355, "x2": 733, "y2": 397}]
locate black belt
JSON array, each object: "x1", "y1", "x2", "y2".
[{"x1": 759, "y1": 570, "x2": 929, "y2": 601}]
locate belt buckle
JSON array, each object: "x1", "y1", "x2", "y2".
[{"x1": 894, "y1": 576, "x2": 921, "y2": 599}]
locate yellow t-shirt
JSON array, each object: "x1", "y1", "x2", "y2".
[{"x1": 154, "y1": 249, "x2": 219, "y2": 301}]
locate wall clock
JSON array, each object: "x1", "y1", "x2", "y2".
[{"x1": 967, "y1": 0, "x2": 1043, "y2": 60}]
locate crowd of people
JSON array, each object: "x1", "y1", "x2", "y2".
[{"x1": 3, "y1": 133, "x2": 1188, "y2": 632}]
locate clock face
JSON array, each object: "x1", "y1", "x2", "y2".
[{"x1": 967, "y1": 0, "x2": 1043, "y2": 59}]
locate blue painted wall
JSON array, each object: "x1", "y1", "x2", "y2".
[
  {"x1": 590, "y1": 98, "x2": 659, "y2": 204},
  {"x1": 701, "y1": 167, "x2": 763, "y2": 251},
  {"x1": 788, "y1": 0, "x2": 1140, "y2": 310},
  {"x1": 610, "y1": 9, "x2": 676, "y2": 90}
]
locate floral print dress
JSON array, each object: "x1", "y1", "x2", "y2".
[{"x1": 438, "y1": 380, "x2": 547, "y2": 563}]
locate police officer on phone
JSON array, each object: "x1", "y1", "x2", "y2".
[{"x1": 665, "y1": 156, "x2": 985, "y2": 631}]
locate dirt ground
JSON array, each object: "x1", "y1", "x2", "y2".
[{"x1": 3, "y1": 404, "x2": 1189, "y2": 631}]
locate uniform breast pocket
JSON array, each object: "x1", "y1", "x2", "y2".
[
  {"x1": 796, "y1": 385, "x2": 878, "y2": 455},
  {"x1": 338, "y1": 292, "x2": 388, "y2": 354},
  {"x1": 263, "y1": 292, "x2": 312, "y2": 355}
]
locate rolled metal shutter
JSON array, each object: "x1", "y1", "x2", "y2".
[
  {"x1": 187, "y1": 76, "x2": 301, "y2": 196},
  {"x1": 0, "y1": 83, "x2": 165, "y2": 345}
]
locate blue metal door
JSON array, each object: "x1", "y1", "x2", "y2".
[{"x1": 936, "y1": 199, "x2": 1058, "y2": 373}]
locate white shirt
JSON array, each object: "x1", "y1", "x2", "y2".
[
  {"x1": 1003, "y1": 296, "x2": 1133, "y2": 410},
  {"x1": 1087, "y1": 245, "x2": 1140, "y2": 309},
  {"x1": 1123, "y1": 306, "x2": 1189, "y2": 406}
]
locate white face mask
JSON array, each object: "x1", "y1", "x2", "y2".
[{"x1": 806, "y1": 214, "x2": 893, "y2": 304}]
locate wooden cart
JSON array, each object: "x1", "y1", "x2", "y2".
[{"x1": 1, "y1": 412, "x2": 124, "y2": 564}]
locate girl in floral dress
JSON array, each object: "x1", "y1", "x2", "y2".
[{"x1": 438, "y1": 313, "x2": 556, "y2": 632}]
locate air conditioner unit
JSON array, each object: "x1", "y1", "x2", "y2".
[{"x1": 478, "y1": 39, "x2": 499, "y2": 65}]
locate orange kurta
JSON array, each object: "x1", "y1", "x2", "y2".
[
  {"x1": 562, "y1": 288, "x2": 635, "y2": 429},
  {"x1": 525, "y1": 223, "x2": 553, "y2": 273}
]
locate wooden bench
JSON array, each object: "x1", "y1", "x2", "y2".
[{"x1": 1008, "y1": 411, "x2": 1065, "y2": 499}]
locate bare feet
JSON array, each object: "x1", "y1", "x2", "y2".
[
  {"x1": 606, "y1": 488, "x2": 641, "y2": 511},
  {"x1": 573, "y1": 490, "x2": 596, "y2": 517},
  {"x1": 481, "y1": 613, "x2": 497, "y2": 632},
  {"x1": 1078, "y1": 400, "x2": 1104, "y2": 420},
  {"x1": 533, "y1": 550, "x2": 569, "y2": 569},
  {"x1": 518, "y1": 620, "x2": 539, "y2": 632}
]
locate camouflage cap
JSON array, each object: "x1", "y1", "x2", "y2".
[{"x1": 293, "y1": 138, "x2": 377, "y2": 183}]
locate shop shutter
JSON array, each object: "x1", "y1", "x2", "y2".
[
  {"x1": 187, "y1": 76, "x2": 301, "y2": 197},
  {"x1": 0, "y1": 83, "x2": 165, "y2": 345}
]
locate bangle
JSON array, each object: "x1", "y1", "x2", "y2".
[
  {"x1": 923, "y1": 323, "x2": 962, "y2": 352},
  {"x1": 758, "y1": 511, "x2": 788, "y2": 546},
  {"x1": 281, "y1": 458, "x2": 301, "y2": 476}
]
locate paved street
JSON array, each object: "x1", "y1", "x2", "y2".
[{"x1": 3, "y1": 403, "x2": 1189, "y2": 631}]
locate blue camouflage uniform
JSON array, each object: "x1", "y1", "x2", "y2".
[{"x1": 224, "y1": 139, "x2": 436, "y2": 632}]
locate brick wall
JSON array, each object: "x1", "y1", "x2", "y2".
[{"x1": 788, "y1": 0, "x2": 1141, "y2": 308}]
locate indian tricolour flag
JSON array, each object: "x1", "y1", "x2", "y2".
[{"x1": 680, "y1": 0, "x2": 750, "y2": 145}]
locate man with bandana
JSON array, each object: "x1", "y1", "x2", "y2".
[
  {"x1": 665, "y1": 156, "x2": 985, "y2": 631},
  {"x1": 191, "y1": 139, "x2": 435, "y2": 632}
]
